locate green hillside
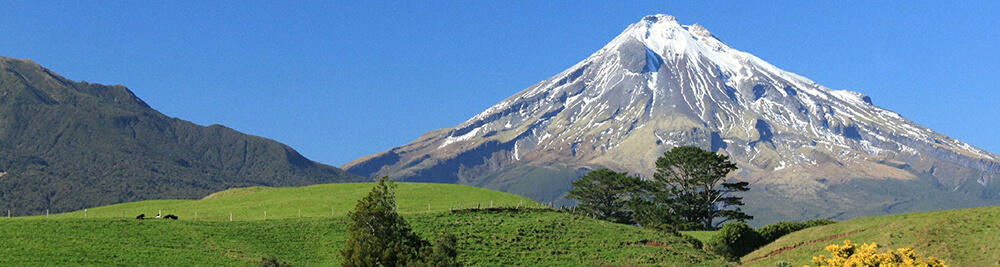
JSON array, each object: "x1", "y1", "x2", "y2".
[
  {"x1": 0, "y1": 183, "x2": 727, "y2": 266},
  {"x1": 742, "y1": 205, "x2": 1000, "y2": 266},
  {"x1": 39, "y1": 182, "x2": 539, "y2": 220},
  {"x1": 0, "y1": 56, "x2": 365, "y2": 216}
]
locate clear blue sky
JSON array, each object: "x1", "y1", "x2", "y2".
[{"x1": 2, "y1": 1, "x2": 998, "y2": 166}]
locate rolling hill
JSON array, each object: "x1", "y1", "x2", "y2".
[
  {"x1": 0, "y1": 56, "x2": 366, "y2": 216},
  {"x1": 43, "y1": 182, "x2": 539, "y2": 220},
  {"x1": 742, "y1": 205, "x2": 1000, "y2": 266},
  {"x1": 1, "y1": 182, "x2": 728, "y2": 266}
]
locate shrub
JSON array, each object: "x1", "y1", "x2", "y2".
[
  {"x1": 708, "y1": 242, "x2": 736, "y2": 261},
  {"x1": 757, "y1": 219, "x2": 836, "y2": 243},
  {"x1": 679, "y1": 233, "x2": 703, "y2": 250},
  {"x1": 642, "y1": 222, "x2": 679, "y2": 235},
  {"x1": 410, "y1": 233, "x2": 461, "y2": 267},
  {"x1": 808, "y1": 240, "x2": 946, "y2": 267},
  {"x1": 259, "y1": 255, "x2": 293, "y2": 267},
  {"x1": 707, "y1": 222, "x2": 762, "y2": 261}
]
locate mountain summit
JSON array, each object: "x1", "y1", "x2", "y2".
[{"x1": 344, "y1": 15, "x2": 1000, "y2": 225}]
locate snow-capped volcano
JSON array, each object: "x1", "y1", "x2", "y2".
[{"x1": 345, "y1": 15, "x2": 1000, "y2": 225}]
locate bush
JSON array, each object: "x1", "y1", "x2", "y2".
[
  {"x1": 409, "y1": 233, "x2": 461, "y2": 267},
  {"x1": 707, "y1": 222, "x2": 762, "y2": 261},
  {"x1": 679, "y1": 233, "x2": 703, "y2": 250},
  {"x1": 642, "y1": 222, "x2": 679, "y2": 235},
  {"x1": 705, "y1": 219, "x2": 837, "y2": 262},
  {"x1": 259, "y1": 255, "x2": 293, "y2": 267},
  {"x1": 708, "y1": 242, "x2": 736, "y2": 261},
  {"x1": 808, "y1": 240, "x2": 946, "y2": 267},
  {"x1": 757, "y1": 219, "x2": 835, "y2": 243}
]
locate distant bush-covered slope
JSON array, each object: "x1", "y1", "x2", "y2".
[{"x1": 0, "y1": 56, "x2": 366, "y2": 216}]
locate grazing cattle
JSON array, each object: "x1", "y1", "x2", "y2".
[
  {"x1": 164, "y1": 214, "x2": 178, "y2": 220},
  {"x1": 136, "y1": 214, "x2": 145, "y2": 220},
  {"x1": 155, "y1": 214, "x2": 161, "y2": 219}
]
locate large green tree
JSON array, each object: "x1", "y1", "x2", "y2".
[
  {"x1": 653, "y1": 146, "x2": 751, "y2": 230},
  {"x1": 567, "y1": 168, "x2": 644, "y2": 224},
  {"x1": 340, "y1": 177, "x2": 460, "y2": 267}
]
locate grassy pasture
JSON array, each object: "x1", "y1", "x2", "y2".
[
  {"x1": 29, "y1": 182, "x2": 538, "y2": 221},
  {"x1": 0, "y1": 211, "x2": 728, "y2": 266},
  {"x1": 742, "y1": 205, "x2": 1000, "y2": 266},
  {"x1": 1, "y1": 182, "x2": 728, "y2": 266}
]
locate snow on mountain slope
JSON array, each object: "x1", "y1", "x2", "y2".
[{"x1": 345, "y1": 15, "x2": 1000, "y2": 225}]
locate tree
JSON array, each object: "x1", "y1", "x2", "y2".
[
  {"x1": 567, "y1": 169, "x2": 644, "y2": 224},
  {"x1": 340, "y1": 177, "x2": 461, "y2": 267},
  {"x1": 626, "y1": 178, "x2": 684, "y2": 230},
  {"x1": 341, "y1": 177, "x2": 427, "y2": 266},
  {"x1": 653, "y1": 146, "x2": 751, "y2": 230}
]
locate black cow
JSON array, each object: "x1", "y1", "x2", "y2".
[
  {"x1": 164, "y1": 214, "x2": 178, "y2": 220},
  {"x1": 136, "y1": 214, "x2": 145, "y2": 220}
]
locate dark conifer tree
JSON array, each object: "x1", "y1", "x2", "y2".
[
  {"x1": 654, "y1": 146, "x2": 751, "y2": 230},
  {"x1": 567, "y1": 168, "x2": 644, "y2": 224},
  {"x1": 340, "y1": 177, "x2": 461, "y2": 267}
]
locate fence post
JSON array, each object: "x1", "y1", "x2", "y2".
[
  {"x1": 264, "y1": 211, "x2": 267, "y2": 220},
  {"x1": 85, "y1": 209, "x2": 87, "y2": 219},
  {"x1": 230, "y1": 213, "x2": 233, "y2": 222},
  {"x1": 46, "y1": 209, "x2": 49, "y2": 218},
  {"x1": 490, "y1": 200, "x2": 493, "y2": 208},
  {"x1": 195, "y1": 212, "x2": 198, "y2": 221},
  {"x1": 121, "y1": 209, "x2": 125, "y2": 219}
]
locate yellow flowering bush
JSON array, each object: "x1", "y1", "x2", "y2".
[{"x1": 808, "y1": 240, "x2": 946, "y2": 267}]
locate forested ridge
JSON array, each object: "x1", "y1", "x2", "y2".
[{"x1": 0, "y1": 56, "x2": 365, "y2": 215}]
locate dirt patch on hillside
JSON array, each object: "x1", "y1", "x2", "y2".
[{"x1": 644, "y1": 240, "x2": 671, "y2": 249}]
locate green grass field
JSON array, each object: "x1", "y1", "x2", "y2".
[
  {"x1": 0, "y1": 182, "x2": 728, "y2": 266},
  {"x1": 29, "y1": 182, "x2": 539, "y2": 221},
  {"x1": 742, "y1": 205, "x2": 1000, "y2": 266}
]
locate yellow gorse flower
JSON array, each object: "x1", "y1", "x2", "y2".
[{"x1": 806, "y1": 240, "x2": 947, "y2": 267}]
